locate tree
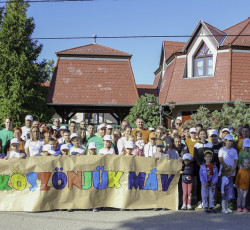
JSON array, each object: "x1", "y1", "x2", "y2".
[
  {"x1": 126, "y1": 94, "x2": 160, "y2": 127},
  {"x1": 0, "y1": 0, "x2": 54, "y2": 126},
  {"x1": 184, "y1": 100, "x2": 250, "y2": 129}
]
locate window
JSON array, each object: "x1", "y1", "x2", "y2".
[{"x1": 194, "y1": 42, "x2": 213, "y2": 77}]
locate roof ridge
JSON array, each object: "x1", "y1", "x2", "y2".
[
  {"x1": 203, "y1": 21, "x2": 225, "y2": 34},
  {"x1": 224, "y1": 17, "x2": 250, "y2": 32}
]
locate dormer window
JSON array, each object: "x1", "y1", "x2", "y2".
[{"x1": 193, "y1": 42, "x2": 213, "y2": 77}]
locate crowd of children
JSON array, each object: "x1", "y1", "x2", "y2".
[{"x1": 0, "y1": 115, "x2": 249, "y2": 213}]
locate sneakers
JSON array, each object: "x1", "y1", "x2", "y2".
[
  {"x1": 92, "y1": 208, "x2": 99, "y2": 212},
  {"x1": 209, "y1": 208, "x2": 216, "y2": 213},
  {"x1": 227, "y1": 208, "x2": 233, "y2": 213},
  {"x1": 197, "y1": 201, "x2": 203, "y2": 209},
  {"x1": 187, "y1": 204, "x2": 192, "y2": 210},
  {"x1": 204, "y1": 207, "x2": 210, "y2": 213},
  {"x1": 181, "y1": 204, "x2": 187, "y2": 210},
  {"x1": 242, "y1": 208, "x2": 248, "y2": 212},
  {"x1": 221, "y1": 209, "x2": 229, "y2": 214},
  {"x1": 237, "y1": 207, "x2": 243, "y2": 212}
]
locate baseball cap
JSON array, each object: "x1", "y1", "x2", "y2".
[
  {"x1": 224, "y1": 134, "x2": 234, "y2": 141},
  {"x1": 10, "y1": 138, "x2": 20, "y2": 145},
  {"x1": 25, "y1": 115, "x2": 33, "y2": 121},
  {"x1": 60, "y1": 144, "x2": 69, "y2": 151},
  {"x1": 106, "y1": 125, "x2": 113, "y2": 129},
  {"x1": 148, "y1": 127, "x2": 155, "y2": 131},
  {"x1": 59, "y1": 126, "x2": 67, "y2": 130},
  {"x1": 204, "y1": 149, "x2": 214, "y2": 156},
  {"x1": 42, "y1": 144, "x2": 56, "y2": 155},
  {"x1": 103, "y1": 135, "x2": 112, "y2": 141},
  {"x1": 243, "y1": 138, "x2": 250, "y2": 148},
  {"x1": 125, "y1": 141, "x2": 134, "y2": 149},
  {"x1": 156, "y1": 140, "x2": 164, "y2": 147},
  {"x1": 189, "y1": 128, "x2": 197, "y2": 133},
  {"x1": 228, "y1": 126, "x2": 235, "y2": 131},
  {"x1": 88, "y1": 142, "x2": 97, "y2": 149},
  {"x1": 97, "y1": 124, "x2": 106, "y2": 130},
  {"x1": 52, "y1": 126, "x2": 59, "y2": 131},
  {"x1": 209, "y1": 129, "x2": 218, "y2": 137},
  {"x1": 165, "y1": 136, "x2": 173, "y2": 145},
  {"x1": 222, "y1": 128, "x2": 230, "y2": 133},
  {"x1": 70, "y1": 133, "x2": 79, "y2": 140},
  {"x1": 149, "y1": 132, "x2": 157, "y2": 139},
  {"x1": 182, "y1": 153, "x2": 192, "y2": 161}
]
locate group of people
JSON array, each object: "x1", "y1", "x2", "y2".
[{"x1": 0, "y1": 115, "x2": 249, "y2": 214}]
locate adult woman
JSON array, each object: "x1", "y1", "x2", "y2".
[
  {"x1": 4, "y1": 127, "x2": 25, "y2": 154},
  {"x1": 113, "y1": 129, "x2": 121, "y2": 154},
  {"x1": 117, "y1": 125, "x2": 132, "y2": 155},
  {"x1": 25, "y1": 126, "x2": 45, "y2": 157},
  {"x1": 42, "y1": 126, "x2": 53, "y2": 144},
  {"x1": 39, "y1": 122, "x2": 46, "y2": 139},
  {"x1": 78, "y1": 127, "x2": 87, "y2": 147}
]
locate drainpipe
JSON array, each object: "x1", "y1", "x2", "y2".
[{"x1": 228, "y1": 44, "x2": 232, "y2": 101}]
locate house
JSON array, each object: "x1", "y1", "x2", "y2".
[
  {"x1": 155, "y1": 18, "x2": 250, "y2": 124},
  {"x1": 47, "y1": 43, "x2": 140, "y2": 124}
]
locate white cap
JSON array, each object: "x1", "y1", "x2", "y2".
[
  {"x1": 103, "y1": 135, "x2": 112, "y2": 141},
  {"x1": 222, "y1": 128, "x2": 230, "y2": 133},
  {"x1": 97, "y1": 124, "x2": 106, "y2": 130},
  {"x1": 224, "y1": 134, "x2": 234, "y2": 141},
  {"x1": 59, "y1": 126, "x2": 67, "y2": 130},
  {"x1": 125, "y1": 141, "x2": 134, "y2": 149},
  {"x1": 106, "y1": 124, "x2": 113, "y2": 129},
  {"x1": 52, "y1": 126, "x2": 59, "y2": 131},
  {"x1": 25, "y1": 115, "x2": 33, "y2": 121},
  {"x1": 10, "y1": 138, "x2": 20, "y2": 145},
  {"x1": 70, "y1": 133, "x2": 79, "y2": 140},
  {"x1": 189, "y1": 128, "x2": 197, "y2": 133},
  {"x1": 88, "y1": 142, "x2": 97, "y2": 149},
  {"x1": 148, "y1": 127, "x2": 155, "y2": 131},
  {"x1": 209, "y1": 129, "x2": 219, "y2": 136},
  {"x1": 60, "y1": 144, "x2": 69, "y2": 151},
  {"x1": 182, "y1": 153, "x2": 192, "y2": 161},
  {"x1": 42, "y1": 144, "x2": 56, "y2": 155},
  {"x1": 243, "y1": 138, "x2": 250, "y2": 148}
]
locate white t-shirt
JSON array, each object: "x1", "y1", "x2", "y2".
[
  {"x1": 21, "y1": 126, "x2": 30, "y2": 141},
  {"x1": 143, "y1": 143, "x2": 157, "y2": 157},
  {"x1": 25, "y1": 139, "x2": 45, "y2": 156},
  {"x1": 69, "y1": 146, "x2": 85, "y2": 155},
  {"x1": 99, "y1": 148, "x2": 115, "y2": 155},
  {"x1": 8, "y1": 150, "x2": 26, "y2": 159},
  {"x1": 218, "y1": 147, "x2": 238, "y2": 176}
]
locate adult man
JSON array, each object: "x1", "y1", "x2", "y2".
[
  {"x1": 32, "y1": 120, "x2": 40, "y2": 128},
  {"x1": 120, "y1": 120, "x2": 129, "y2": 136},
  {"x1": 174, "y1": 119, "x2": 182, "y2": 130},
  {"x1": 69, "y1": 121, "x2": 77, "y2": 134},
  {"x1": 56, "y1": 130, "x2": 72, "y2": 153},
  {"x1": 86, "y1": 124, "x2": 106, "y2": 154},
  {"x1": 21, "y1": 115, "x2": 33, "y2": 141},
  {"x1": 79, "y1": 121, "x2": 85, "y2": 129},
  {"x1": 86, "y1": 123, "x2": 95, "y2": 141},
  {"x1": 131, "y1": 117, "x2": 151, "y2": 143},
  {"x1": 0, "y1": 117, "x2": 14, "y2": 154},
  {"x1": 209, "y1": 129, "x2": 223, "y2": 170},
  {"x1": 237, "y1": 125, "x2": 250, "y2": 153},
  {"x1": 53, "y1": 118, "x2": 61, "y2": 130}
]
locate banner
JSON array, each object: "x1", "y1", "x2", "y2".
[{"x1": 0, "y1": 155, "x2": 181, "y2": 212}]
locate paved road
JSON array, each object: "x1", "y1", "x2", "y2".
[{"x1": 0, "y1": 209, "x2": 249, "y2": 230}]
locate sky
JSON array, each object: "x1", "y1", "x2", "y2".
[{"x1": 2, "y1": 0, "x2": 250, "y2": 84}]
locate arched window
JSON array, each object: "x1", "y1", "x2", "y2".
[{"x1": 194, "y1": 42, "x2": 213, "y2": 77}]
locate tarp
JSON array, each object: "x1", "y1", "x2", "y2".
[{"x1": 0, "y1": 155, "x2": 181, "y2": 212}]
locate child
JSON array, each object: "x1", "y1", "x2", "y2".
[
  {"x1": 135, "y1": 130, "x2": 145, "y2": 155},
  {"x1": 199, "y1": 150, "x2": 218, "y2": 213},
  {"x1": 221, "y1": 165, "x2": 235, "y2": 214},
  {"x1": 99, "y1": 135, "x2": 115, "y2": 155},
  {"x1": 41, "y1": 144, "x2": 56, "y2": 156},
  {"x1": 180, "y1": 153, "x2": 194, "y2": 210},
  {"x1": 238, "y1": 138, "x2": 250, "y2": 169},
  {"x1": 143, "y1": 132, "x2": 157, "y2": 157},
  {"x1": 60, "y1": 144, "x2": 69, "y2": 156},
  {"x1": 5, "y1": 138, "x2": 26, "y2": 159},
  {"x1": 69, "y1": 133, "x2": 85, "y2": 155},
  {"x1": 123, "y1": 141, "x2": 134, "y2": 156},
  {"x1": 87, "y1": 142, "x2": 97, "y2": 155},
  {"x1": 152, "y1": 140, "x2": 167, "y2": 159},
  {"x1": 235, "y1": 157, "x2": 250, "y2": 212}
]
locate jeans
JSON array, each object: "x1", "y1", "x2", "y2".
[{"x1": 201, "y1": 184, "x2": 215, "y2": 208}]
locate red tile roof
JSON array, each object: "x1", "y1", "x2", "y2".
[
  {"x1": 163, "y1": 41, "x2": 185, "y2": 60},
  {"x1": 223, "y1": 17, "x2": 250, "y2": 46},
  {"x1": 204, "y1": 22, "x2": 226, "y2": 44},
  {"x1": 137, "y1": 85, "x2": 159, "y2": 97},
  {"x1": 56, "y1": 43, "x2": 132, "y2": 57},
  {"x1": 153, "y1": 71, "x2": 161, "y2": 88},
  {"x1": 48, "y1": 44, "x2": 139, "y2": 105}
]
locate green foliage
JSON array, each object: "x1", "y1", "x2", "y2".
[
  {"x1": 184, "y1": 100, "x2": 250, "y2": 129},
  {"x1": 126, "y1": 94, "x2": 160, "y2": 127},
  {"x1": 0, "y1": 0, "x2": 55, "y2": 127}
]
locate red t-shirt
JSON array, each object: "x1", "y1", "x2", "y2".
[{"x1": 206, "y1": 163, "x2": 214, "y2": 185}]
